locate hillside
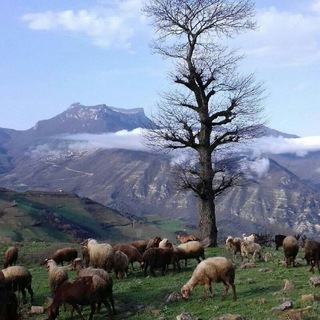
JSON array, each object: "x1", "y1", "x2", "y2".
[
  {"x1": 0, "y1": 188, "x2": 183, "y2": 243},
  {"x1": 0, "y1": 103, "x2": 320, "y2": 241}
]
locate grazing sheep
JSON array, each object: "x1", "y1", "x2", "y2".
[
  {"x1": 242, "y1": 233, "x2": 255, "y2": 242},
  {"x1": 0, "y1": 270, "x2": 19, "y2": 320},
  {"x1": 142, "y1": 247, "x2": 177, "y2": 276},
  {"x1": 113, "y1": 243, "x2": 143, "y2": 270},
  {"x1": 283, "y1": 235, "x2": 299, "y2": 267},
  {"x1": 241, "y1": 240, "x2": 264, "y2": 262},
  {"x1": 72, "y1": 258, "x2": 115, "y2": 314},
  {"x1": 82, "y1": 239, "x2": 114, "y2": 272},
  {"x1": 50, "y1": 247, "x2": 78, "y2": 266},
  {"x1": 303, "y1": 239, "x2": 320, "y2": 273},
  {"x1": 113, "y1": 250, "x2": 129, "y2": 279},
  {"x1": 146, "y1": 237, "x2": 162, "y2": 250},
  {"x1": 230, "y1": 237, "x2": 243, "y2": 260},
  {"x1": 130, "y1": 240, "x2": 148, "y2": 254},
  {"x1": 46, "y1": 275, "x2": 114, "y2": 320},
  {"x1": 2, "y1": 266, "x2": 33, "y2": 302},
  {"x1": 3, "y1": 246, "x2": 18, "y2": 269},
  {"x1": 175, "y1": 241, "x2": 205, "y2": 267},
  {"x1": 176, "y1": 234, "x2": 200, "y2": 244},
  {"x1": 42, "y1": 258, "x2": 68, "y2": 298},
  {"x1": 181, "y1": 257, "x2": 236, "y2": 301}
]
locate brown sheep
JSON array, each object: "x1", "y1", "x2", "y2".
[
  {"x1": 176, "y1": 234, "x2": 200, "y2": 244},
  {"x1": 181, "y1": 257, "x2": 236, "y2": 301},
  {"x1": 2, "y1": 266, "x2": 33, "y2": 303},
  {"x1": 46, "y1": 275, "x2": 114, "y2": 320},
  {"x1": 146, "y1": 237, "x2": 162, "y2": 250},
  {"x1": 141, "y1": 247, "x2": 177, "y2": 276},
  {"x1": 50, "y1": 247, "x2": 78, "y2": 266},
  {"x1": 113, "y1": 250, "x2": 129, "y2": 279},
  {"x1": 283, "y1": 235, "x2": 299, "y2": 267},
  {"x1": 175, "y1": 241, "x2": 205, "y2": 267},
  {"x1": 71, "y1": 258, "x2": 115, "y2": 314},
  {"x1": 113, "y1": 243, "x2": 143, "y2": 270},
  {"x1": 130, "y1": 240, "x2": 148, "y2": 254},
  {"x1": 303, "y1": 239, "x2": 320, "y2": 273},
  {"x1": 3, "y1": 246, "x2": 18, "y2": 269}
]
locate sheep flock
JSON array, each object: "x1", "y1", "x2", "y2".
[{"x1": 0, "y1": 231, "x2": 314, "y2": 319}]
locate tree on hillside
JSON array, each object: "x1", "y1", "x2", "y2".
[{"x1": 142, "y1": 0, "x2": 265, "y2": 246}]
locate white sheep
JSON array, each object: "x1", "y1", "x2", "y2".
[
  {"x1": 82, "y1": 238, "x2": 114, "y2": 272},
  {"x1": 242, "y1": 233, "x2": 255, "y2": 242},
  {"x1": 240, "y1": 240, "x2": 263, "y2": 262},
  {"x1": 159, "y1": 238, "x2": 173, "y2": 248},
  {"x1": 225, "y1": 236, "x2": 234, "y2": 252},
  {"x1": 181, "y1": 257, "x2": 236, "y2": 301},
  {"x1": 175, "y1": 241, "x2": 205, "y2": 267},
  {"x1": 113, "y1": 250, "x2": 129, "y2": 279},
  {"x1": 2, "y1": 265, "x2": 34, "y2": 302},
  {"x1": 42, "y1": 258, "x2": 68, "y2": 298}
]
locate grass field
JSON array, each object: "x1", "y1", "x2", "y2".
[{"x1": 2, "y1": 241, "x2": 320, "y2": 320}]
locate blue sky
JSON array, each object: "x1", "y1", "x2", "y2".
[{"x1": 1, "y1": 0, "x2": 320, "y2": 137}]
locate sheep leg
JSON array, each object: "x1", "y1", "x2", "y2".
[
  {"x1": 69, "y1": 303, "x2": 85, "y2": 320},
  {"x1": 88, "y1": 303, "x2": 96, "y2": 320},
  {"x1": 27, "y1": 284, "x2": 34, "y2": 302}
]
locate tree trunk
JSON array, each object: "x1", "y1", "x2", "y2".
[{"x1": 197, "y1": 196, "x2": 218, "y2": 247}]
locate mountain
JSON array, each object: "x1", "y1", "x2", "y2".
[{"x1": 0, "y1": 103, "x2": 320, "y2": 241}]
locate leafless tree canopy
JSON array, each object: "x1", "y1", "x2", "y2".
[{"x1": 143, "y1": 0, "x2": 265, "y2": 245}]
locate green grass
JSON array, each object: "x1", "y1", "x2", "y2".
[{"x1": 2, "y1": 242, "x2": 320, "y2": 320}]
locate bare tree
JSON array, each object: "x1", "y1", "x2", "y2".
[{"x1": 143, "y1": 0, "x2": 265, "y2": 246}]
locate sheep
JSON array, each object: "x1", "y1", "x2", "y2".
[
  {"x1": 242, "y1": 233, "x2": 255, "y2": 242},
  {"x1": 175, "y1": 241, "x2": 205, "y2": 267},
  {"x1": 181, "y1": 257, "x2": 236, "y2": 301},
  {"x1": 159, "y1": 238, "x2": 173, "y2": 249},
  {"x1": 113, "y1": 250, "x2": 129, "y2": 279},
  {"x1": 229, "y1": 237, "x2": 243, "y2": 260},
  {"x1": 3, "y1": 246, "x2": 18, "y2": 269},
  {"x1": 141, "y1": 247, "x2": 177, "y2": 276},
  {"x1": 46, "y1": 275, "x2": 114, "y2": 320},
  {"x1": 176, "y1": 234, "x2": 199, "y2": 244},
  {"x1": 283, "y1": 235, "x2": 299, "y2": 267},
  {"x1": 130, "y1": 240, "x2": 148, "y2": 254},
  {"x1": 146, "y1": 236, "x2": 162, "y2": 250},
  {"x1": 71, "y1": 258, "x2": 115, "y2": 314},
  {"x1": 303, "y1": 239, "x2": 320, "y2": 273},
  {"x1": 274, "y1": 234, "x2": 286, "y2": 251},
  {"x1": 241, "y1": 240, "x2": 264, "y2": 262},
  {"x1": 113, "y1": 243, "x2": 143, "y2": 270},
  {"x1": 50, "y1": 247, "x2": 78, "y2": 266},
  {"x1": 1, "y1": 266, "x2": 33, "y2": 302},
  {"x1": 42, "y1": 258, "x2": 68, "y2": 298},
  {"x1": 81, "y1": 238, "x2": 114, "y2": 272}
]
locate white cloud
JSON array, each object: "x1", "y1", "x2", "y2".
[
  {"x1": 22, "y1": 0, "x2": 145, "y2": 49},
  {"x1": 236, "y1": 2, "x2": 320, "y2": 67}
]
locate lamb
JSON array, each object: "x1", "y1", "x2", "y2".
[
  {"x1": 176, "y1": 234, "x2": 199, "y2": 244},
  {"x1": 175, "y1": 241, "x2": 205, "y2": 267},
  {"x1": 181, "y1": 257, "x2": 236, "y2": 301},
  {"x1": 283, "y1": 235, "x2": 299, "y2": 267},
  {"x1": 241, "y1": 240, "x2": 264, "y2": 262},
  {"x1": 113, "y1": 250, "x2": 129, "y2": 279},
  {"x1": 72, "y1": 258, "x2": 115, "y2": 314},
  {"x1": 303, "y1": 239, "x2": 320, "y2": 273},
  {"x1": 141, "y1": 247, "x2": 177, "y2": 276},
  {"x1": 229, "y1": 237, "x2": 243, "y2": 260},
  {"x1": 1, "y1": 265, "x2": 33, "y2": 302},
  {"x1": 50, "y1": 247, "x2": 78, "y2": 266},
  {"x1": 46, "y1": 275, "x2": 114, "y2": 320},
  {"x1": 3, "y1": 246, "x2": 18, "y2": 268},
  {"x1": 225, "y1": 236, "x2": 234, "y2": 252},
  {"x1": 113, "y1": 243, "x2": 143, "y2": 270},
  {"x1": 42, "y1": 258, "x2": 68, "y2": 298},
  {"x1": 81, "y1": 238, "x2": 114, "y2": 272}
]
